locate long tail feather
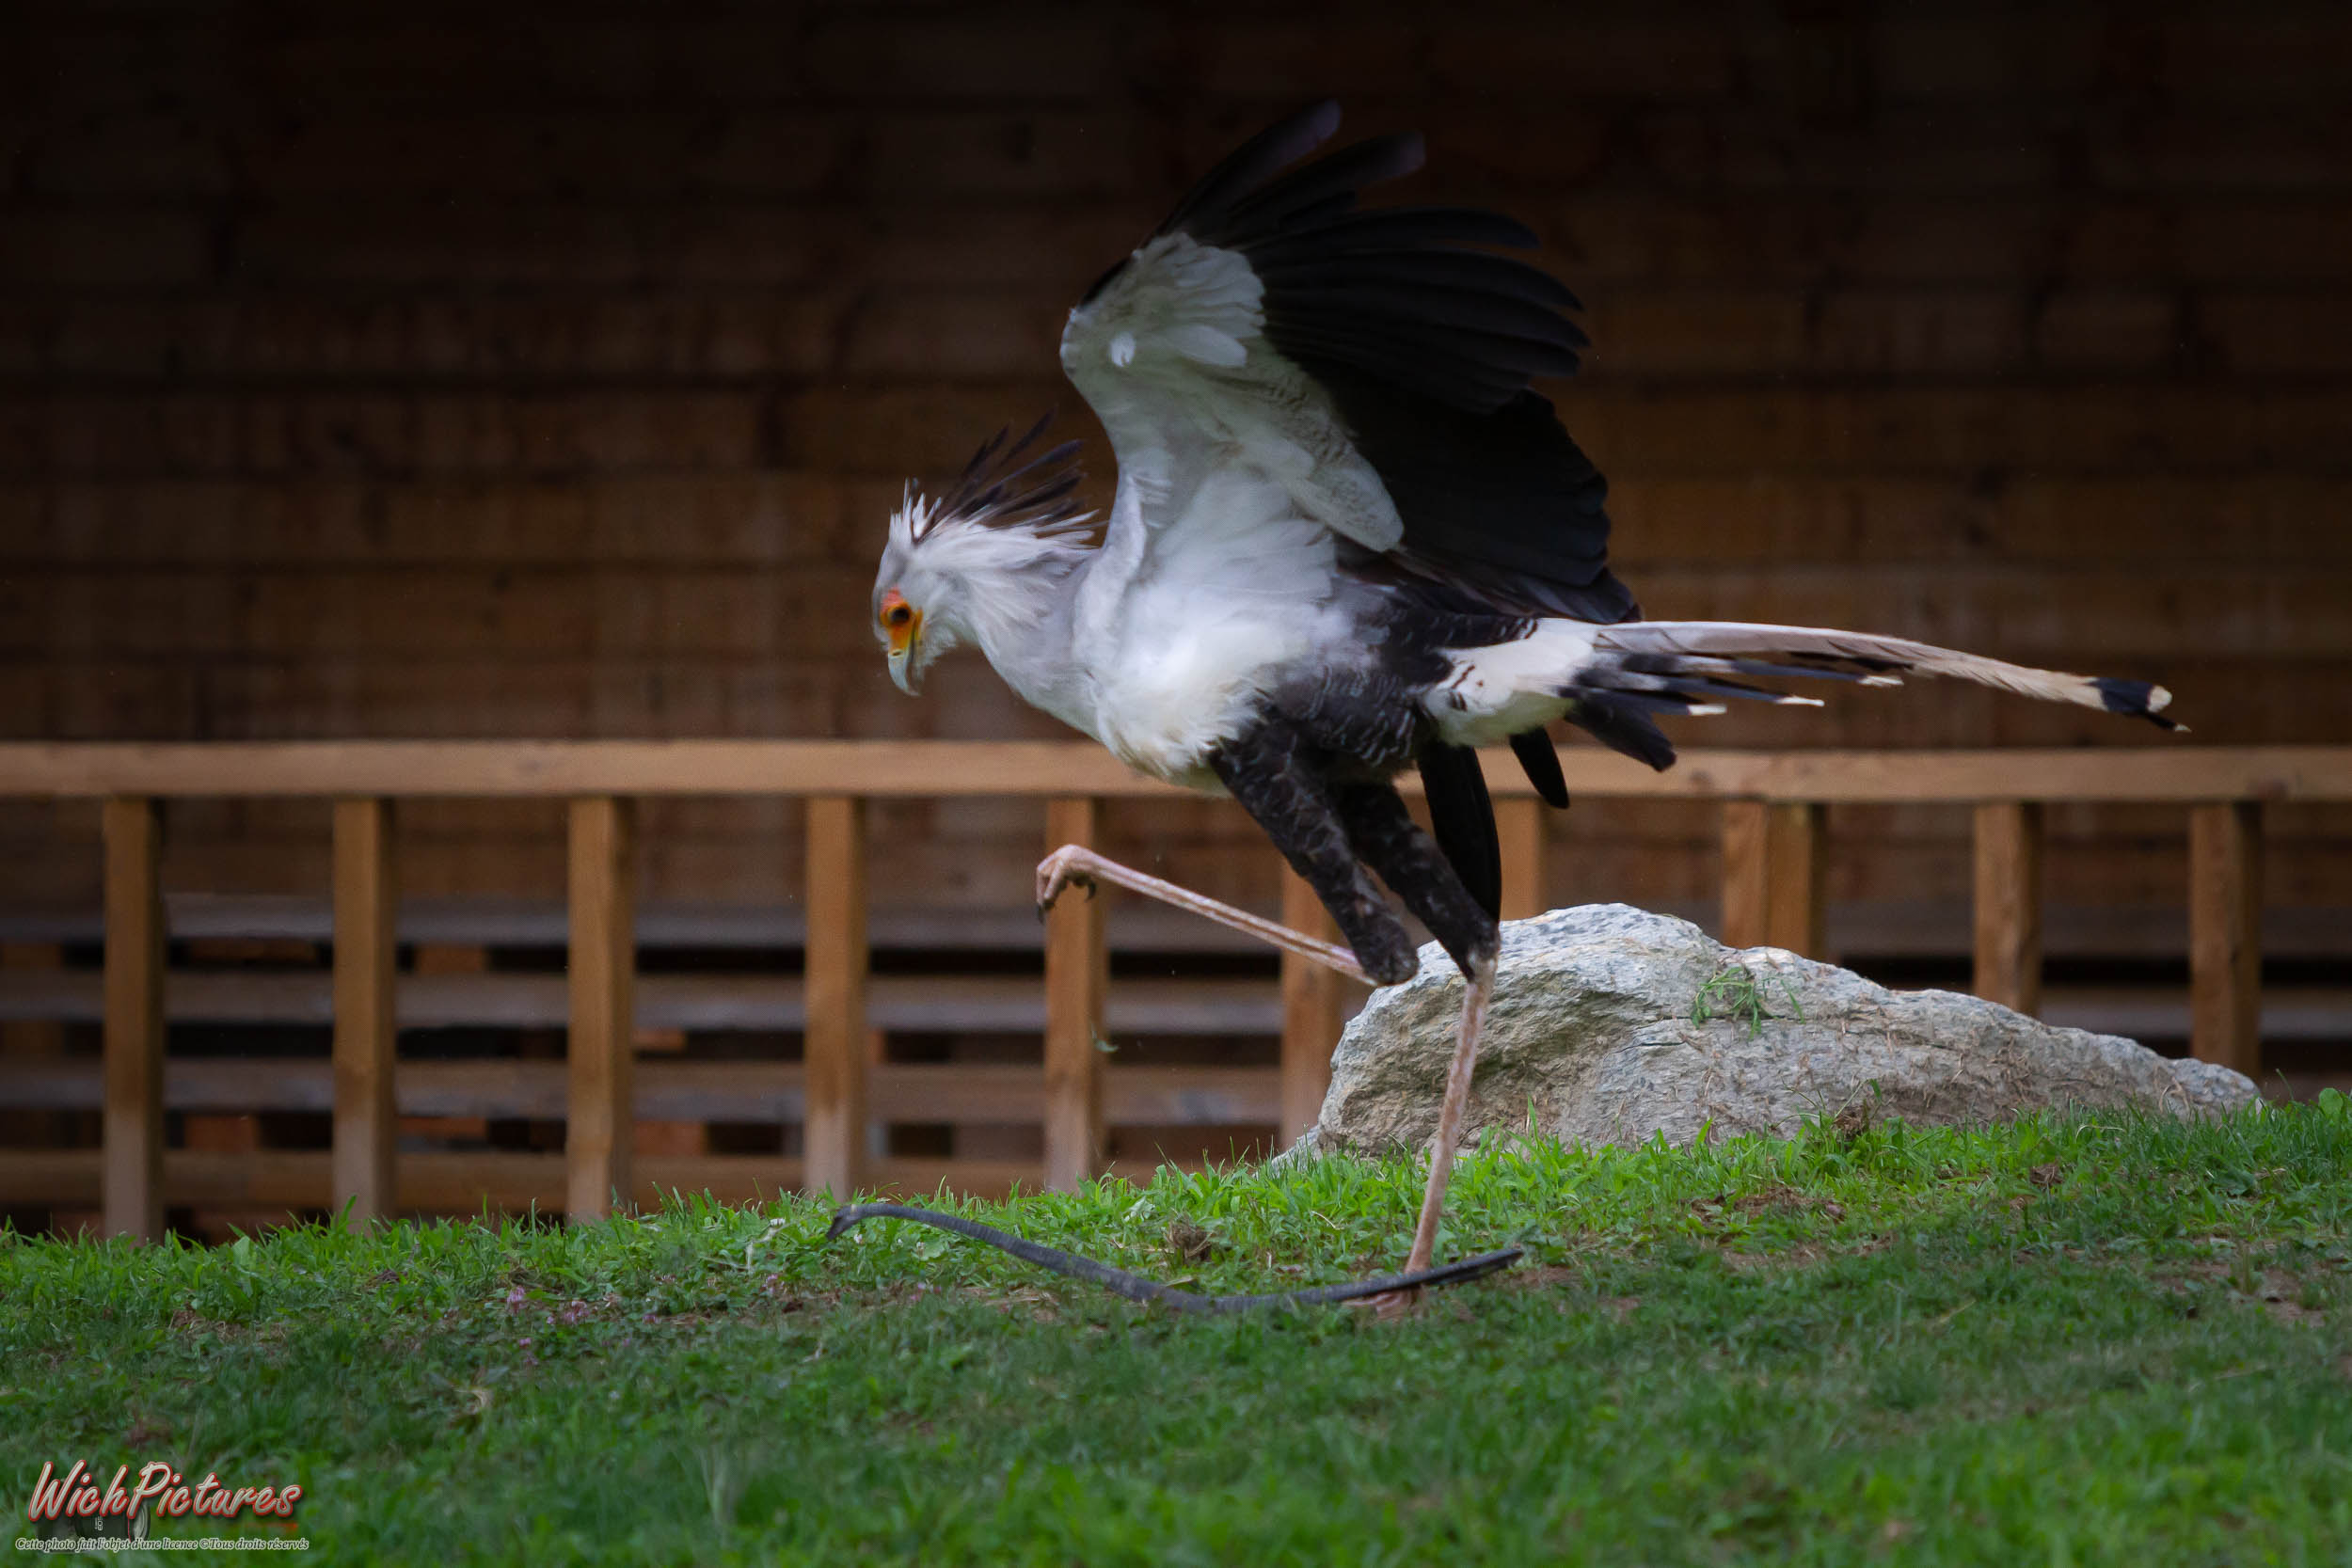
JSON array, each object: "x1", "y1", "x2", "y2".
[{"x1": 1586, "y1": 620, "x2": 2180, "y2": 730}]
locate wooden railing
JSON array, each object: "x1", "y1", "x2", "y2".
[{"x1": 2, "y1": 741, "x2": 2347, "y2": 1241}]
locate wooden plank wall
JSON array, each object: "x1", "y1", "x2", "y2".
[{"x1": 1, "y1": 2, "x2": 2347, "y2": 920}]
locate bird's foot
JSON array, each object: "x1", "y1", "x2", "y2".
[
  {"x1": 1035, "y1": 845, "x2": 1100, "y2": 913},
  {"x1": 1352, "y1": 1285, "x2": 1423, "y2": 1320},
  {"x1": 1362, "y1": 942, "x2": 1420, "y2": 988}
]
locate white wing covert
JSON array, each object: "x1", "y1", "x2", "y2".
[{"x1": 1060, "y1": 230, "x2": 1403, "y2": 555}]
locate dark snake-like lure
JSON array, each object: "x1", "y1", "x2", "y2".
[{"x1": 826, "y1": 1202, "x2": 1522, "y2": 1312}]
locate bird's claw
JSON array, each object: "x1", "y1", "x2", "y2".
[
  {"x1": 1035, "y1": 847, "x2": 1099, "y2": 915},
  {"x1": 1351, "y1": 1285, "x2": 1423, "y2": 1320}
]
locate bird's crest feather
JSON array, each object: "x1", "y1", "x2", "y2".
[{"x1": 896, "y1": 414, "x2": 1093, "y2": 551}]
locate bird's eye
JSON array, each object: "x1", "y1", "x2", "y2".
[{"x1": 882, "y1": 602, "x2": 913, "y2": 629}]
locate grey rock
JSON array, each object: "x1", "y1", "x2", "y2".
[{"x1": 1304, "y1": 903, "x2": 2259, "y2": 1156}]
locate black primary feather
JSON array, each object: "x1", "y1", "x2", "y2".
[
  {"x1": 1569, "y1": 692, "x2": 1678, "y2": 771},
  {"x1": 1279, "y1": 305, "x2": 1586, "y2": 383},
  {"x1": 1153, "y1": 100, "x2": 1344, "y2": 243},
  {"x1": 1509, "y1": 728, "x2": 1570, "y2": 809},
  {"x1": 1295, "y1": 282, "x2": 1590, "y2": 351},
  {"x1": 1416, "y1": 743, "x2": 1502, "y2": 920},
  {"x1": 1211, "y1": 131, "x2": 1427, "y2": 236},
  {"x1": 1327, "y1": 376, "x2": 1636, "y2": 624},
  {"x1": 1255, "y1": 248, "x2": 1582, "y2": 310},
  {"x1": 1266, "y1": 328, "x2": 1529, "y2": 414},
  {"x1": 1232, "y1": 206, "x2": 1543, "y2": 262}
]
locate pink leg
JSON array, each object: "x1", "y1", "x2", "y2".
[
  {"x1": 1037, "y1": 844, "x2": 1373, "y2": 985},
  {"x1": 1039, "y1": 841, "x2": 1494, "y2": 1312},
  {"x1": 1403, "y1": 950, "x2": 1495, "y2": 1275}
]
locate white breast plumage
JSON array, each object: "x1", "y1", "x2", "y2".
[{"x1": 1074, "y1": 463, "x2": 1352, "y2": 783}]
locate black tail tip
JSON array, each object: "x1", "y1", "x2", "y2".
[{"x1": 2093, "y1": 677, "x2": 2183, "y2": 732}]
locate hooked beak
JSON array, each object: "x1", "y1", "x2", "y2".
[
  {"x1": 887, "y1": 647, "x2": 919, "y2": 695},
  {"x1": 882, "y1": 591, "x2": 923, "y2": 695}
]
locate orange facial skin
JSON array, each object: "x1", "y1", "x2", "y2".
[
  {"x1": 879, "y1": 588, "x2": 920, "y2": 653},
  {"x1": 879, "y1": 587, "x2": 925, "y2": 692}
]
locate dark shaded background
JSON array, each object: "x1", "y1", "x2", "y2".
[{"x1": 3, "y1": 1, "x2": 2347, "y2": 928}]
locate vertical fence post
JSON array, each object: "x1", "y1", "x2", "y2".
[
  {"x1": 1724, "y1": 801, "x2": 1827, "y2": 957},
  {"x1": 1721, "y1": 800, "x2": 1769, "y2": 948},
  {"x1": 1042, "y1": 797, "x2": 1106, "y2": 1191},
  {"x1": 103, "y1": 799, "x2": 167, "y2": 1242},
  {"x1": 1972, "y1": 801, "x2": 2044, "y2": 1015},
  {"x1": 1495, "y1": 797, "x2": 1546, "y2": 923},
  {"x1": 566, "y1": 797, "x2": 636, "y2": 1221},
  {"x1": 803, "y1": 796, "x2": 868, "y2": 1199},
  {"x1": 1764, "y1": 803, "x2": 1828, "y2": 958},
  {"x1": 1279, "y1": 866, "x2": 1343, "y2": 1145},
  {"x1": 2190, "y1": 800, "x2": 2262, "y2": 1078},
  {"x1": 333, "y1": 799, "x2": 400, "y2": 1222}
]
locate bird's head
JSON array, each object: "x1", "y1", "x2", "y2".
[{"x1": 872, "y1": 416, "x2": 1093, "y2": 696}]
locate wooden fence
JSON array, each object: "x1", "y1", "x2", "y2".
[{"x1": 1, "y1": 741, "x2": 2346, "y2": 1241}]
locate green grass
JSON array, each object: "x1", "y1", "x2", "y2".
[{"x1": 7, "y1": 1101, "x2": 2352, "y2": 1564}]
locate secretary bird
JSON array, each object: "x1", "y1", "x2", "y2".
[{"x1": 857, "y1": 101, "x2": 2175, "y2": 1302}]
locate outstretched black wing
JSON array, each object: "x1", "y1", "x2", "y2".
[
  {"x1": 1147, "y1": 99, "x2": 1635, "y2": 628},
  {"x1": 1129, "y1": 99, "x2": 1637, "y2": 862}
]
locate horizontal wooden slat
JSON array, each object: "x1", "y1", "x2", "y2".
[
  {"x1": 5, "y1": 894, "x2": 2349, "y2": 960},
  {"x1": 14, "y1": 659, "x2": 2352, "y2": 757},
  {"x1": 14, "y1": 380, "x2": 2352, "y2": 483},
  {"x1": 0, "y1": 474, "x2": 886, "y2": 567},
  {"x1": 23, "y1": 11, "x2": 2348, "y2": 124},
  {"x1": 18, "y1": 285, "x2": 2352, "y2": 387},
  {"x1": 8, "y1": 832, "x2": 2349, "y2": 938},
  {"x1": 18, "y1": 88, "x2": 2344, "y2": 227},
  {"x1": 8, "y1": 977, "x2": 2348, "y2": 1126},
  {"x1": 771, "y1": 381, "x2": 2352, "y2": 476},
  {"x1": 15, "y1": 188, "x2": 2348, "y2": 303},
  {"x1": 9, "y1": 562, "x2": 2349, "y2": 662},
  {"x1": 0, "y1": 1058, "x2": 1282, "y2": 1125},
  {"x1": 13, "y1": 473, "x2": 2352, "y2": 573},
  {"x1": 0, "y1": 1150, "x2": 1055, "y2": 1209},
  {"x1": 14, "y1": 659, "x2": 2349, "y2": 759},
  {"x1": 2037, "y1": 987, "x2": 2351, "y2": 1044},
  {"x1": 8, "y1": 960, "x2": 2347, "y2": 1044},
  {"x1": 0, "y1": 742, "x2": 2345, "y2": 802},
  {"x1": 0, "y1": 969, "x2": 1289, "y2": 1035},
  {"x1": 0, "y1": 894, "x2": 1295, "y2": 953},
  {"x1": 0, "y1": 740, "x2": 1184, "y2": 798}
]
